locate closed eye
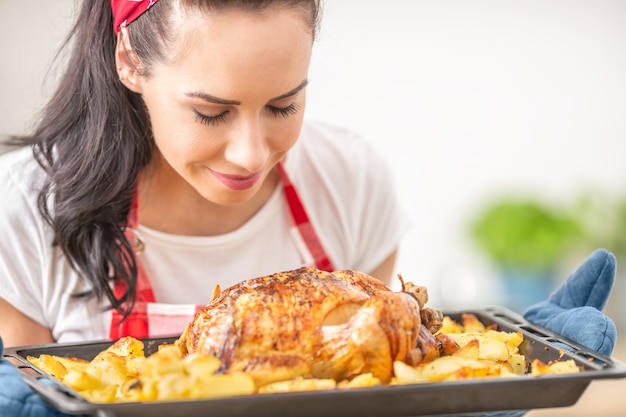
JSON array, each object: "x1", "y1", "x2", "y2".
[
  {"x1": 267, "y1": 103, "x2": 300, "y2": 119},
  {"x1": 194, "y1": 103, "x2": 300, "y2": 126},
  {"x1": 194, "y1": 109, "x2": 229, "y2": 126}
]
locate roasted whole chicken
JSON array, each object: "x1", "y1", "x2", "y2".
[{"x1": 177, "y1": 267, "x2": 451, "y2": 385}]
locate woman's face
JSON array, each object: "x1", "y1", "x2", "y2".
[{"x1": 129, "y1": 6, "x2": 313, "y2": 206}]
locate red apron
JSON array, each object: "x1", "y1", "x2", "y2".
[{"x1": 109, "y1": 162, "x2": 334, "y2": 339}]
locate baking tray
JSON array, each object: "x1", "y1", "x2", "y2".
[{"x1": 5, "y1": 306, "x2": 626, "y2": 417}]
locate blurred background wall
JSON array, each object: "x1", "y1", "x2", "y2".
[
  {"x1": 305, "y1": 0, "x2": 626, "y2": 324},
  {"x1": 1, "y1": 0, "x2": 626, "y2": 322}
]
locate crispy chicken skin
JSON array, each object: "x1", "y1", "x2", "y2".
[{"x1": 177, "y1": 267, "x2": 444, "y2": 385}]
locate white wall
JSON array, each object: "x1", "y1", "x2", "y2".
[
  {"x1": 0, "y1": 1, "x2": 77, "y2": 137},
  {"x1": 2, "y1": 0, "x2": 625, "y2": 309},
  {"x1": 306, "y1": 0, "x2": 626, "y2": 308}
]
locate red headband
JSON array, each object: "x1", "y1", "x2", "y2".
[{"x1": 111, "y1": 0, "x2": 160, "y2": 34}]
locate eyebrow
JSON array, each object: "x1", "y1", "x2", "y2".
[{"x1": 184, "y1": 79, "x2": 309, "y2": 105}]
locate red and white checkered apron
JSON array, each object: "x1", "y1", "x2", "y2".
[{"x1": 109, "y1": 163, "x2": 334, "y2": 339}]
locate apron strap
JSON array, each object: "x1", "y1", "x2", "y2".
[
  {"x1": 109, "y1": 187, "x2": 156, "y2": 340},
  {"x1": 276, "y1": 162, "x2": 335, "y2": 272}
]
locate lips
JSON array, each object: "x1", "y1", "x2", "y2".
[{"x1": 209, "y1": 168, "x2": 263, "y2": 191}]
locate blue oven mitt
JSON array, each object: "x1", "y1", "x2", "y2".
[
  {"x1": 459, "y1": 249, "x2": 618, "y2": 417},
  {"x1": 0, "y1": 337, "x2": 72, "y2": 417},
  {"x1": 523, "y1": 248, "x2": 617, "y2": 356}
]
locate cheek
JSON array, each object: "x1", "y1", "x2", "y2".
[
  {"x1": 154, "y1": 120, "x2": 204, "y2": 155},
  {"x1": 268, "y1": 107, "x2": 306, "y2": 152},
  {"x1": 269, "y1": 122, "x2": 301, "y2": 152},
  {"x1": 145, "y1": 96, "x2": 211, "y2": 161}
]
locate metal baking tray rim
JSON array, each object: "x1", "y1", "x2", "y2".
[{"x1": 5, "y1": 306, "x2": 626, "y2": 417}]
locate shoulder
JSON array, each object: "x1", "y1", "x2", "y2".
[
  {"x1": 0, "y1": 146, "x2": 50, "y2": 262},
  {"x1": 287, "y1": 119, "x2": 392, "y2": 187},
  {"x1": 292, "y1": 119, "x2": 378, "y2": 162},
  {"x1": 0, "y1": 146, "x2": 43, "y2": 182},
  {"x1": 0, "y1": 147, "x2": 45, "y2": 215},
  {"x1": 283, "y1": 120, "x2": 409, "y2": 272},
  {"x1": 0, "y1": 148, "x2": 54, "y2": 329},
  {"x1": 0, "y1": 148, "x2": 110, "y2": 341}
]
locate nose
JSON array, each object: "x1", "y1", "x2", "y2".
[{"x1": 224, "y1": 115, "x2": 270, "y2": 173}]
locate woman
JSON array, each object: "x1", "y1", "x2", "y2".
[
  {"x1": 0, "y1": 0, "x2": 407, "y2": 346},
  {"x1": 0, "y1": 1, "x2": 617, "y2": 416}
]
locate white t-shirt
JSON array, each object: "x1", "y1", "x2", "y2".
[{"x1": 0, "y1": 120, "x2": 410, "y2": 343}]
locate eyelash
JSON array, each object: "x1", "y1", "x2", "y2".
[
  {"x1": 194, "y1": 103, "x2": 300, "y2": 126},
  {"x1": 194, "y1": 111, "x2": 227, "y2": 126},
  {"x1": 268, "y1": 103, "x2": 300, "y2": 119}
]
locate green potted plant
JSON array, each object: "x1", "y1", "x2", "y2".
[{"x1": 469, "y1": 197, "x2": 583, "y2": 311}]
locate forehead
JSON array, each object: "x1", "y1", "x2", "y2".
[
  {"x1": 150, "y1": 6, "x2": 313, "y2": 98},
  {"x1": 167, "y1": 5, "x2": 313, "y2": 63}
]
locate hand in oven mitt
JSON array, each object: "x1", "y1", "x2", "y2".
[
  {"x1": 523, "y1": 248, "x2": 618, "y2": 356},
  {"x1": 0, "y1": 337, "x2": 73, "y2": 417},
  {"x1": 460, "y1": 249, "x2": 619, "y2": 417}
]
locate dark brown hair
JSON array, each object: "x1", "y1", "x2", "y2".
[{"x1": 12, "y1": 0, "x2": 322, "y2": 317}]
